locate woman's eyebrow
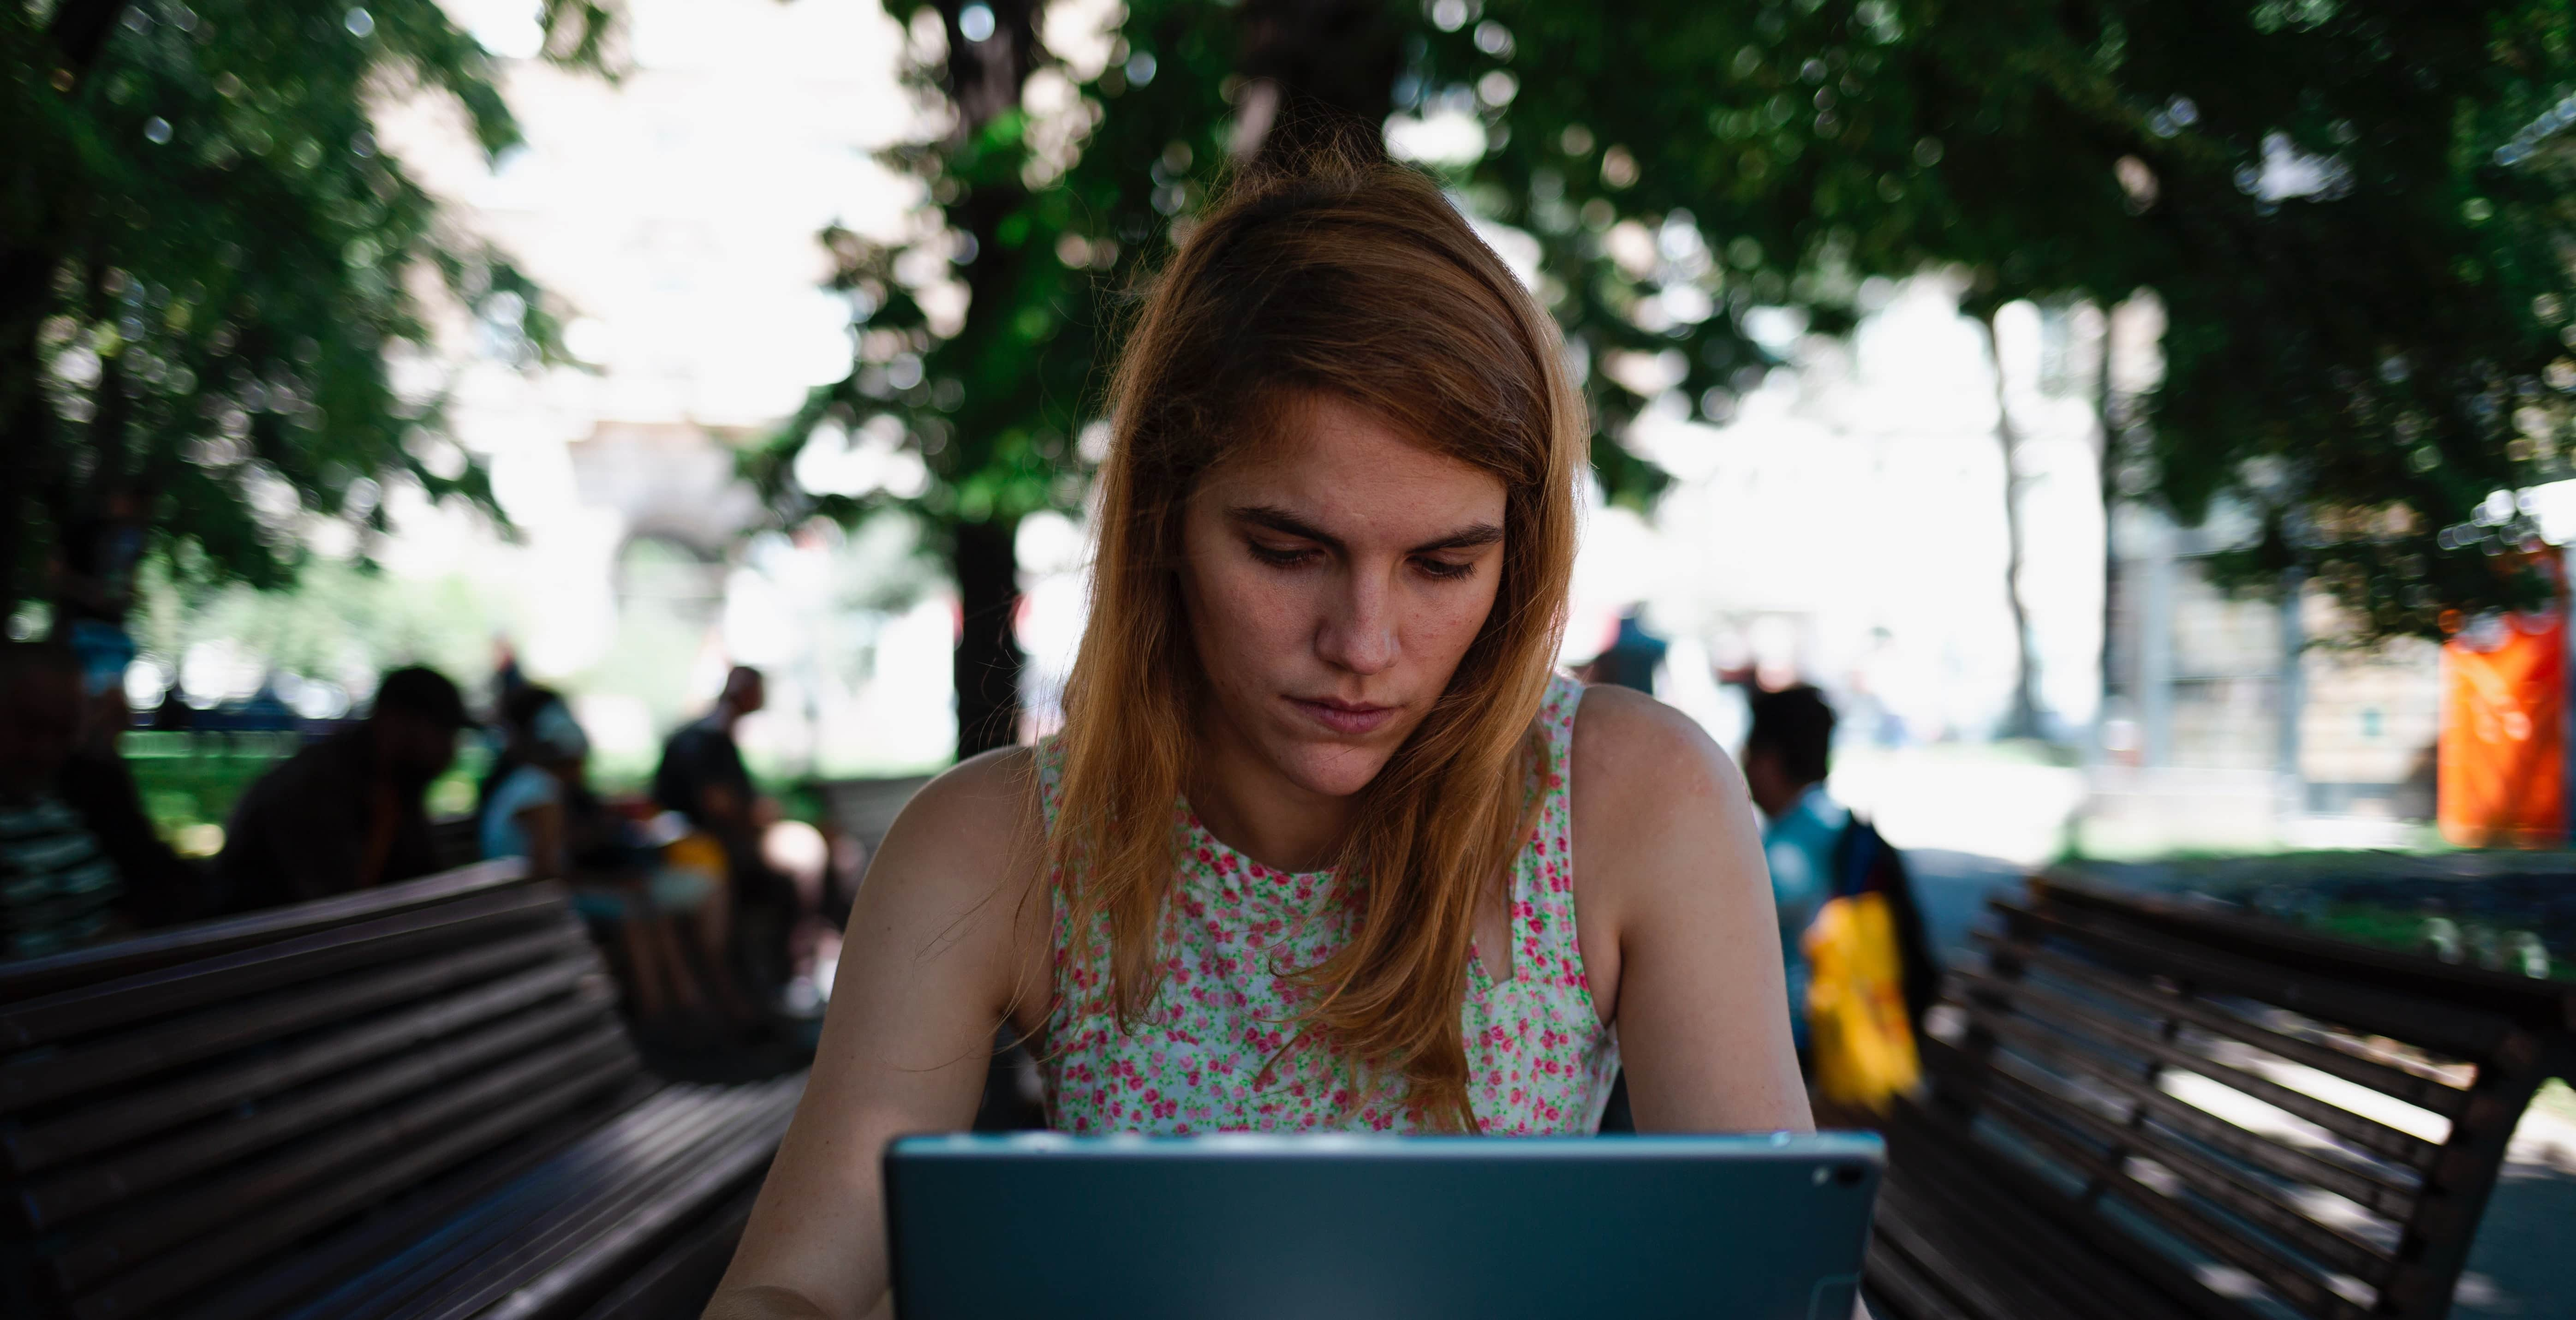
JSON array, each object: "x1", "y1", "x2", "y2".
[
  {"x1": 1228, "y1": 504, "x2": 1502, "y2": 555},
  {"x1": 1409, "y1": 522, "x2": 1503, "y2": 554},
  {"x1": 1229, "y1": 504, "x2": 1344, "y2": 551}
]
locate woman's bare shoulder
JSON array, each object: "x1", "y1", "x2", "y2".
[
  {"x1": 1568, "y1": 683, "x2": 1749, "y2": 822},
  {"x1": 867, "y1": 746, "x2": 1048, "y2": 902},
  {"x1": 1566, "y1": 683, "x2": 1765, "y2": 911}
]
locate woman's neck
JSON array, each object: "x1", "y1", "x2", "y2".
[{"x1": 1186, "y1": 698, "x2": 1360, "y2": 874}]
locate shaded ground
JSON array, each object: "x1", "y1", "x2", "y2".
[
  {"x1": 1903, "y1": 848, "x2": 2029, "y2": 963},
  {"x1": 2457, "y1": 1087, "x2": 2576, "y2": 1318}
]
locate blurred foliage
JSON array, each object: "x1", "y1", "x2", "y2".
[
  {"x1": 1415, "y1": 0, "x2": 2576, "y2": 642},
  {"x1": 0, "y1": 0, "x2": 615, "y2": 619},
  {"x1": 761, "y1": 0, "x2": 2576, "y2": 675},
  {"x1": 745, "y1": 0, "x2": 1255, "y2": 753},
  {"x1": 128, "y1": 549, "x2": 505, "y2": 690}
]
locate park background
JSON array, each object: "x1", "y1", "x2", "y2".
[
  {"x1": 16, "y1": 0, "x2": 2576, "y2": 1314},
  {"x1": 32, "y1": 0, "x2": 2576, "y2": 869}
]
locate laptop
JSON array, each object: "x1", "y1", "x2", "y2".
[{"x1": 885, "y1": 1131, "x2": 1883, "y2": 1319}]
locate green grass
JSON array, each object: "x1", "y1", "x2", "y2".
[
  {"x1": 123, "y1": 732, "x2": 491, "y2": 853},
  {"x1": 117, "y1": 732, "x2": 845, "y2": 857}
]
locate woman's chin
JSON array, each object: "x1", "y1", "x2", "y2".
[{"x1": 1267, "y1": 740, "x2": 1396, "y2": 800}]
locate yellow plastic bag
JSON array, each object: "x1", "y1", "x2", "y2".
[{"x1": 1802, "y1": 891, "x2": 1921, "y2": 1113}]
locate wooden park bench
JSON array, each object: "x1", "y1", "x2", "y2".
[
  {"x1": 0, "y1": 859, "x2": 804, "y2": 1320},
  {"x1": 809, "y1": 775, "x2": 935, "y2": 863},
  {"x1": 1860, "y1": 875, "x2": 2576, "y2": 1320}
]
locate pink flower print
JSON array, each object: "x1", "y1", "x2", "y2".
[{"x1": 1032, "y1": 674, "x2": 1612, "y2": 1138}]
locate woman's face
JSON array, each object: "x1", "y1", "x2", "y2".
[{"x1": 1179, "y1": 393, "x2": 1509, "y2": 799}]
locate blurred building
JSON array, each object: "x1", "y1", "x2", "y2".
[
  {"x1": 359, "y1": 0, "x2": 959, "y2": 775},
  {"x1": 2093, "y1": 506, "x2": 2444, "y2": 854}
]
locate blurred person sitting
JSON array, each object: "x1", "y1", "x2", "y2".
[
  {"x1": 216, "y1": 665, "x2": 471, "y2": 913},
  {"x1": 1741, "y1": 685, "x2": 1938, "y2": 1052},
  {"x1": 0, "y1": 643, "x2": 125, "y2": 959},
  {"x1": 56, "y1": 648, "x2": 212, "y2": 928},
  {"x1": 654, "y1": 666, "x2": 805, "y2": 988},
  {"x1": 486, "y1": 687, "x2": 756, "y2": 1031}
]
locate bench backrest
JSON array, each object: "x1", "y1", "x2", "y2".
[
  {"x1": 429, "y1": 812, "x2": 486, "y2": 872},
  {"x1": 0, "y1": 864, "x2": 645, "y2": 1320},
  {"x1": 1931, "y1": 877, "x2": 2576, "y2": 1320},
  {"x1": 811, "y1": 775, "x2": 935, "y2": 865}
]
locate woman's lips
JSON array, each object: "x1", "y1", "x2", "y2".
[{"x1": 1288, "y1": 696, "x2": 1398, "y2": 736}]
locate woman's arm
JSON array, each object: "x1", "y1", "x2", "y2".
[
  {"x1": 704, "y1": 750, "x2": 1051, "y2": 1320},
  {"x1": 1569, "y1": 686, "x2": 1813, "y2": 1134}
]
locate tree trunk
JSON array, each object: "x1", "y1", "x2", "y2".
[
  {"x1": 4, "y1": 2, "x2": 129, "y2": 619},
  {"x1": 932, "y1": 0, "x2": 1039, "y2": 760},
  {"x1": 952, "y1": 514, "x2": 1024, "y2": 758},
  {"x1": 1233, "y1": 0, "x2": 1403, "y2": 165},
  {"x1": 1986, "y1": 313, "x2": 2045, "y2": 741},
  {"x1": 2097, "y1": 305, "x2": 2123, "y2": 754}
]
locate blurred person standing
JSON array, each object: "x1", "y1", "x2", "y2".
[
  {"x1": 0, "y1": 643, "x2": 125, "y2": 959},
  {"x1": 216, "y1": 666, "x2": 471, "y2": 913},
  {"x1": 655, "y1": 666, "x2": 800, "y2": 986},
  {"x1": 1741, "y1": 685, "x2": 1938, "y2": 1051}
]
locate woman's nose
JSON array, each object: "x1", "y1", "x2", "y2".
[{"x1": 1315, "y1": 570, "x2": 1398, "y2": 675}]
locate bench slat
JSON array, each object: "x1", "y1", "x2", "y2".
[
  {"x1": 63, "y1": 1056, "x2": 638, "y2": 1320},
  {"x1": 6, "y1": 863, "x2": 803, "y2": 1320},
  {"x1": 1891, "y1": 1084, "x2": 2248, "y2": 1320},
  {"x1": 279, "y1": 1085, "x2": 775, "y2": 1320},
  {"x1": 2036, "y1": 879, "x2": 2576, "y2": 1038},
  {"x1": 1994, "y1": 899, "x2": 2515, "y2": 1061},
  {"x1": 1861, "y1": 1228, "x2": 1979, "y2": 1320},
  {"x1": 1887, "y1": 879, "x2": 2571, "y2": 1320},
  {"x1": 415, "y1": 1083, "x2": 799, "y2": 1320},
  {"x1": 165, "y1": 1077, "x2": 659, "y2": 1320},
  {"x1": 1982, "y1": 937, "x2": 2473, "y2": 1119},
  {"x1": 1881, "y1": 1112, "x2": 2204, "y2": 1320},
  {"x1": 1957, "y1": 967, "x2": 2443, "y2": 1172},
  {"x1": 1873, "y1": 1178, "x2": 2091, "y2": 1320},
  {"x1": 1945, "y1": 1004, "x2": 2418, "y2": 1216},
  {"x1": 7, "y1": 956, "x2": 607, "y2": 1180},
  {"x1": 1971, "y1": 1082, "x2": 2371, "y2": 1320},
  {"x1": 52, "y1": 1029, "x2": 636, "y2": 1292},
  {"x1": 1975, "y1": 1059, "x2": 2394, "y2": 1287},
  {"x1": 0, "y1": 879, "x2": 561, "y2": 1050},
  {"x1": 476, "y1": 1103, "x2": 789, "y2": 1320},
  {"x1": 0, "y1": 861, "x2": 531, "y2": 1005},
  {"x1": 20, "y1": 998, "x2": 621, "y2": 1230},
  {"x1": 0, "y1": 923, "x2": 590, "y2": 1116},
  {"x1": 566, "y1": 1181, "x2": 761, "y2": 1320},
  {"x1": 343, "y1": 1088, "x2": 769, "y2": 1320}
]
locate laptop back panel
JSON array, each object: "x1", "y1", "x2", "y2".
[{"x1": 887, "y1": 1132, "x2": 1882, "y2": 1320}]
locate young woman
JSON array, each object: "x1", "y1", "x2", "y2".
[{"x1": 707, "y1": 152, "x2": 1808, "y2": 1320}]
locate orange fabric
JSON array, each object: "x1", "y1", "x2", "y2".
[{"x1": 2439, "y1": 608, "x2": 2566, "y2": 847}]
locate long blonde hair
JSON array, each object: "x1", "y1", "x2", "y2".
[{"x1": 1046, "y1": 149, "x2": 1587, "y2": 1129}]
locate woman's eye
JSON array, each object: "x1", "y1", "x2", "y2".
[
  {"x1": 1248, "y1": 542, "x2": 1316, "y2": 568},
  {"x1": 1413, "y1": 557, "x2": 1475, "y2": 581}
]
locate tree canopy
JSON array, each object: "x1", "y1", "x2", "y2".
[
  {"x1": 759, "y1": 0, "x2": 2576, "y2": 744},
  {"x1": 1, "y1": 0, "x2": 611, "y2": 625},
  {"x1": 1413, "y1": 0, "x2": 2576, "y2": 640}
]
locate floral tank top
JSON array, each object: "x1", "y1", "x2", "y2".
[{"x1": 1034, "y1": 674, "x2": 1619, "y2": 1135}]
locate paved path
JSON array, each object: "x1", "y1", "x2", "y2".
[{"x1": 1902, "y1": 848, "x2": 2027, "y2": 965}]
